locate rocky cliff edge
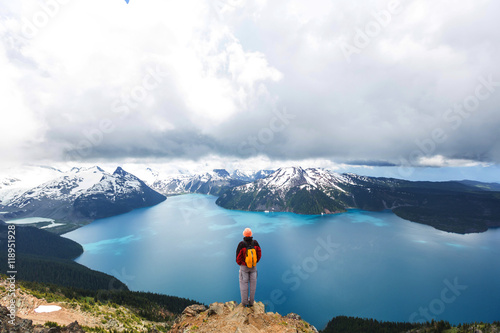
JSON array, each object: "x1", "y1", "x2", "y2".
[{"x1": 170, "y1": 301, "x2": 318, "y2": 333}]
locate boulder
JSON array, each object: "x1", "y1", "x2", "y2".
[
  {"x1": 181, "y1": 304, "x2": 207, "y2": 317},
  {"x1": 285, "y1": 313, "x2": 301, "y2": 320},
  {"x1": 207, "y1": 302, "x2": 225, "y2": 316},
  {"x1": 170, "y1": 301, "x2": 317, "y2": 333}
]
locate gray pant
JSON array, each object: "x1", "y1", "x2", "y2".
[{"x1": 239, "y1": 265, "x2": 257, "y2": 305}]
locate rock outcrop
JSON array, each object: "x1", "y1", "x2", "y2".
[{"x1": 170, "y1": 301, "x2": 318, "y2": 333}]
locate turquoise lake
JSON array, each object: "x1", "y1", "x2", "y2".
[{"x1": 64, "y1": 194, "x2": 500, "y2": 329}]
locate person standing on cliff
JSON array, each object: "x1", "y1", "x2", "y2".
[{"x1": 236, "y1": 227, "x2": 262, "y2": 307}]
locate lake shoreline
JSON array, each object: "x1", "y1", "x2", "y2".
[{"x1": 63, "y1": 194, "x2": 500, "y2": 328}]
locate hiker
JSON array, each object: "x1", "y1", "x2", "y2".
[{"x1": 236, "y1": 227, "x2": 262, "y2": 307}]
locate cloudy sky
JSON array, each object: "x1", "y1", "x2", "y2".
[{"x1": 1, "y1": 0, "x2": 500, "y2": 180}]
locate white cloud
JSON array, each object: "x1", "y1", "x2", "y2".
[
  {"x1": 0, "y1": 0, "x2": 499, "y2": 168},
  {"x1": 0, "y1": 41, "x2": 44, "y2": 165},
  {"x1": 0, "y1": 0, "x2": 283, "y2": 163},
  {"x1": 418, "y1": 155, "x2": 489, "y2": 168}
]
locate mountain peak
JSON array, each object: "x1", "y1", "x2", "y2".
[
  {"x1": 212, "y1": 169, "x2": 230, "y2": 178},
  {"x1": 276, "y1": 166, "x2": 306, "y2": 173},
  {"x1": 92, "y1": 166, "x2": 105, "y2": 173},
  {"x1": 69, "y1": 166, "x2": 105, "y2": 175},
  {"x1": 113, "y1": 166, "x2": 128, "y2": 176},
  {"x1": 262, "y1": 166, "x2": 316, "y2": 190},
  {"x1": 170, "y1": 301, "x2": 318, "y2": 333}
]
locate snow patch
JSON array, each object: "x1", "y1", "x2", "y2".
[
  {"x1": 6, "y1": 217, "x2": 55, "y2": 224},
  {"x1": 69, "y1": 168, "x2": 106, "y2": 195},
  {"x1": 34, "y1": 305, "x2": 62, "y2": 313},
  {"x1": 41, "y1": 223, "x2": 66, "y2": 229}
]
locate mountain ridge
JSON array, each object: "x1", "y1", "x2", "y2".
[
  {"x1": 0, "y1": 166, "x2": 166, "y2": 233},
  {"x1": 216, "y1": 166, "x2": 500, "y2": 234},
  {"x1": 145, "y1": 168, "x2": 274, "y2": 196},
  {"x1": 1, "y1": 165, "x2": 500, "y2": 234},
  {"x1": 73, "y1": 167, "x2": 166, "y2": 220}
]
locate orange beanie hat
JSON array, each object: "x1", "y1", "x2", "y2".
[{"x1": 243, "y1": 228, "x2": 252, "y2": 237}]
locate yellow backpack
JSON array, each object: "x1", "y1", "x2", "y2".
[{"x1": 245, "y1": 242, "x2": 257, "y2": 268}]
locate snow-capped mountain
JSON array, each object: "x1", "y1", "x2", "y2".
[
  {"x1": 217, "y1": 166, "x2": 430, "y2": 213},
  {"x1": 217, "y1": 167, "x2": 353, "y2": 214},
  {"x1": 0, "y1": 166, "x2": 166, "y2": 224},
  {"x1": 0, "y1": 177, "x2": 21, "y2": 188},
  {"x1": 6, "y1": 166, "x2": 106, "y2": 209},
  {"x1": 144, "y1": 168, "x2": 273, "y2": 195},
  {"x1": 73, "y1": 167, "x2": 166, "y2": 219},
  {"x1": 151, "y1": 169, "x2": 246, "y2": 195},
  {"x1": 230, "y1": 169, "x2": 275, "y2": 182},
  {"x1": 238, "y1": 167, "x2": 350, "y2": 196},
  {"x1": 0, "y1": 177, "x2": 23, "y2": 206},
  {"x1": 216, "y1": 166, "x2": 500, "y2": 233},
  {"x1": 3, "y1": 164, "x2": 499, "y2": 234},
  {"x1": 0, "y1": 166, "x2": 64, "y2": 205}
]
